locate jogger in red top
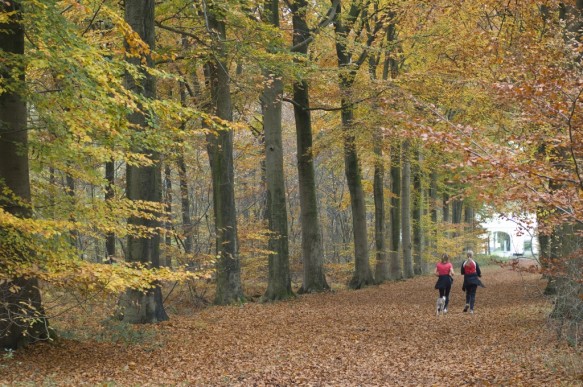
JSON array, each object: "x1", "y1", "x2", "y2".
[{"x1": 434, "y1": 254, "x2": 454, "y2": 315}]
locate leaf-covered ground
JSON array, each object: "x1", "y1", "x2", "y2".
[{"x1": 1, "y1": 265, "x2": 581, "y2": 386}]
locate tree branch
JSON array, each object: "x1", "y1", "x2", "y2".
[
  {"x1": 155, "y1": 22, "x2": 210, "y2": 48},
  {"x1": 81, "y1": 0, "x2": 106, "y2": 37},
  {"x1": 283, "y1": 87, "x2": 389, "y2": 111},
  {"x1": 290, "y1": 0, "x2": 341, "y2": 52},
  {"x1": 566, "y1": 87, "x2": 583, "y2": 190}
]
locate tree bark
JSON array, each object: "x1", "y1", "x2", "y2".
[
  {"x1": 537, "y1": 207, "x2": 551, "y2": 291},
  {"x1": 548, "y1": 222, "x2": 583, "y2": 322},
  {"x1": 291, "y1": 0, "x2": 329, "y2": 293},
  {"x1": 401, "y1": 140, "x2": 414, "y2": 278},
  {"x1": 177, "y1": 154, "x2": 194, "y2": 255},
  {"x1": 177, "y1": 80, "x2": 194, "y2": 258},
  {"x1": 0, "y1": 1, "x2": 50, "y2": 348},
  {"x1": 412, "y1": 149, "x2": 424, "y2": 275},
  {"x1": 204, "y1": 8, "x2": 244, "y2": 304},
  {"x1": 463, "y1": 200, "x2": 475, "y2": 251},
  {"x1": 163, "y1": 163, "x2": 173, "y2": 267},
  {"x1": 443, "y1": 193, "x2": 450, "y2": 223},
  {"x1": 261, "y1": 0, "x2": 293, "y2": 301},
  {"x1": 389, "y1": 144, "x2": 402, "y2": 280},
  {"x1": 452, "y1": 197, "x2": 463, "y2": 239},
  {"x1": 342, "y1": 98, "x2": 374, "y2": 289},
  {"x1": 429, "y1": 170, "x2": 438, "y2": 251},
  {"x1": 105, "y1": 160, "x2": 115, "y2": 262},
  {"x1": 373, "y1": 124, "x2": 389, "y2": 283},
  {"x1": 120, "y1": 0, "x2": 168, "y2": 323},
  {"x1": 66, "y1": 172, "x2": 79, "y2": 247},
  {"x1": 442, "y1": 192, "x2": 451, "y2": 243}
]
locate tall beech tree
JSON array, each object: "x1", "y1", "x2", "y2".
[
  {"x1": 260, "y1": 0, "x2": 293, "y2": 301},
  {"x1": 0, "y1": 1, "x2": 50, "y2": 349},
  {"x1": 370, "y1": 77, "x2": 389, "y2": 282},
  {"x1": 401, "y1": 140, "x2": 413, "y2": 278},
  {"x1": 333, "y1": 0, "x2": 380, "y2": 288},
  {"x1": 177, "y1": 153, "x2": 194, "y2": 257},
  {"x1": 119, "y1": 0, "x2": 169, "y2": 323},
  {"x1": 163, "y1": 163, "x2": 173, "y2": 265},
  {"x1": 389, "y1": 143, "x2": 402, "y2": 280},
  {"x1": 368, "y1": 6, "x2": 392, "y2": 284},
  {"x1": 463, "y1": 200, "x2": 475, "y2": 250},
  {"x1": 412, "y1": 150, "x2": 424, "y2": 275},
  {"x1": 105, "y1": 160, "x2": 115, "y2": 261},
  {"x1": 442, "y1": 193, "x2": 450, "y2": 223},
  {"x1": 178, "y1": 82, "x2": 194, "y2": 259},
  {"x1": 451, "y1": 196, "x2": 463, "y2": 239},
  {"x1": 372, "y1": 129, "x2": 389, "y2": 282},
  {"x1": 205, "y1": 4, "x2": 244, "y2": 304},
  {"x1": 290, "y1": 0, "x2": 330, "y2": 293},
  {"x1": 428, "y1": 170, "x2": 439, "y2": 250},
  {"x1": 385, "y1": 14, "x2": 402, "y2": 281}
]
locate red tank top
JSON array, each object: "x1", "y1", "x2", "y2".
[
  {"x1": 436, "y1": 262, "x2": 452, "y2": 276},
  {"x1": 464, "y1": 259, "x2": 477, "y2": 275}
]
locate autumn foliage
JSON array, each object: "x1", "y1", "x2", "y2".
[{"x1": 0, "y1": 0, "x2": 582, "y2": 381}]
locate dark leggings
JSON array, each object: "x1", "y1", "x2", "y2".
[
  {"x1": 465, "y1": 284, "x2": 478, "y2": 310},
  {"x1": 438, "y1": 286, "x2": 451, "y2": 308}
]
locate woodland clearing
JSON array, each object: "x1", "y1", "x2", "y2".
[{"x1": 0, "y1": 264, "x2": 581, "y2": 386}]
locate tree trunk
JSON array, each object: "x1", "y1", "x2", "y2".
[
  {"x1": 389, "y1": 144, "x2": 402, "y2": 280},
  {"x1": 177, "y1": 80, "x2": 194, "y2": 258},
  {"x1": 260, "y1": 0, "x2": 293, "y2": 301},
  {"x1": 429, "y1": 170, "x2": 438, "y2": 251},
  {"x1": 120, "y1": 0, "x2": 168, "y2": 323},
  {"x1": 373, "y1": 127, "x2": 389, "y2": 283},
  {"x1": 342, "y1": 99, "x2": 374, "y2": 289},
  {"x1": 205, "y1": 9, "x2": 244, "y2": 304},
  {"x1": 463, "y1": 200, "x2": 475, "y2": 251},
  {"x1": 368, "y1": 54, "x2": 389, "y2": 284},
  {"x1": 537, "y1": 208, "x2": 551, "y2": 279},
  {"x1": 548, "y1": 223, "x2": 583, "y2": 324},
  {"x1": 412, "y1": 150, "x2": 424, "y2": 275},
  {"x1": 177, "y1": 154, "x2": 194, "y2": 256},
  {"x1": 163, "y1": 163, "x2": 173, "y2": 267},
  {"x1": 452, "y1": 197, "x2": 463, "y2": 239},
  {"x1": 401, "y1": 140, "x2": 413, "y2": 278},
  {"x1": 334, "y1": 3, "x2": 374, "y2": 289},
  {"x1": 66, "y1": 172, "x2": 79, "y2": 247},
  {"x1": 0, "y1": 1, "x2": 50, "y2": 348},
  {"x1": 442, "y1": 192, "x2": 451, "y2": 243},
  {"x1": 443, "y1": 193, "x2": 450, "y2": 223},
  {"x1": 105, "y1": 160, "x2": 116, "y2": 262},
  {"x1": 382, "y1": 17, "x2": 402, "y2": 281},
  {"x1": 291, "y1": 0, "x2": 329, "y2": 293}
]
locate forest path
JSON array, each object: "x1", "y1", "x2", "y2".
[{"x1": 1, "y1": 265, "x2": 580, "y2": 386}]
